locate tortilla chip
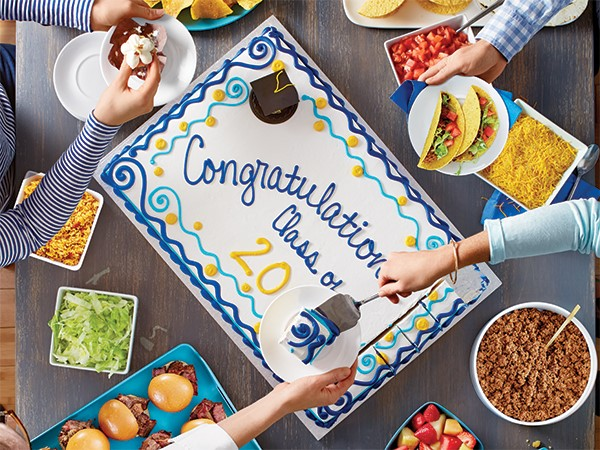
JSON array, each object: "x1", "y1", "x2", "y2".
[
  {"x1": 456, "y1": 86, "x2": 480, "y2": 156},
  {"x1": 163, "y1": 0, "x2": 193, "y2": 16},
  {"x1": 417, "y1": 0, "x2": 470, "y2": 15},
  {"x1": 418, "y1": 92, "x2": 465, "y2": 170},
  {"x1": 237, "y1": 0, "x2": 263, "y2": 10},
  {"x1": 191, "y1": 0, "x2": 233, "y2": 19},
  {"x1": 429, "y1": 0, "x2": 470, "y2": 5},
  {"x1": 358, "y1": 0, "x2": 406, "y2": 18},
  {"x1": 144, "y1": 0, "x2": 162, "y2": 6}
]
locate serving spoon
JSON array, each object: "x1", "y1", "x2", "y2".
[
  {"x1": 456, "y1": 0, "x2": 505, "y2": 33},
  {"x1": 567, "y1": 144, "x2": 599, "y2": 200}
]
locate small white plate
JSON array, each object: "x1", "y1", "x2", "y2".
[
  {"x1": 259, "y1": 286, "x2": 361, "y2": 382},
  {"x1": 100, "y1": 15, "x2": 197, "y2": 107},
  {"x1": 53, "y1": 32, "x2": 108, "y2": 121},
  {"x1": 408, "y1": 75, "x2": 509, "y2": 176}
]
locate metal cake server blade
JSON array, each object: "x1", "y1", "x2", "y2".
[{"x1": 316, "y1": 292, "x2": 380, "y2": 333}]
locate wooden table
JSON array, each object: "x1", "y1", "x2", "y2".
[{"x1": 15, "y1": 2, "x2": 596, "y2": 448}]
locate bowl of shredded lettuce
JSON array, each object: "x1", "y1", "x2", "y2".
[{"x1": 49, "y1": 287, "x2": 138, "y2": 376}]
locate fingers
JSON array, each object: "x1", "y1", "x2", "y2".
[
  {"x1": 421, "y1": 58, "x2": 460, "y2": 85},
  {"x1": 316, "y1": 366, "x2": 352, "y2": 387},
  {"x1": 116, "y1": 59, "x2": 134, "y2": 87},
  {"x1": 378, "y1": 282, "x2": 404, "y2": 303},
  {"x1": 140, "y1": 57, "x2": 161, "y2": 96},
  {"x1": 132, "y1": 3, "x2": 165, "y2": 21}
]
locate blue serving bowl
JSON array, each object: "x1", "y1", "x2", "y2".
[{"x1": 385, "y1": 401, "x2": 483, "y2": 450}]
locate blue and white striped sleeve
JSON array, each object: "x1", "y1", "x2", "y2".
[
  {"x1": 0, "y1": 113, "x2": 119, "y2": 268},
  {"x1": 477, "y1": 0, "x2": 572, "y2": 61},
  {"x1": 0, "y1": 0, "x2": 94, "y2": 32}
]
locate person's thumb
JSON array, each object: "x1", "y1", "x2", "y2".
[
  {"x1": 317, "y1": 366, "x2": 352, "y2": 386},
  {"x1": 116, "y1": 59, "x2": 134, "y2": 87},
  {"x1": 133, "y1": 5, "x2": 165, "y2": 21},
  {"x1": 378, "y1": 281, "x2": 401, "y2": 299}
]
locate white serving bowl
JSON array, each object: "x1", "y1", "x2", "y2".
[
  {"x1": 384, "y1": 14, "x2": 476, "y2": 86},
  {"x1": 49, "y1": 286, "x2": 139, "y2": 376},
  {"x1": 470, "y1": 302, "x2": 597, "y2": 426},
  {"x1": 15, "y1": 172, "x2": 103, "y2": 271}
]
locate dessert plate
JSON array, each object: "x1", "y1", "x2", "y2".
[
  {"x1": 100, "y1": 15, "x2": 196, "y2": 106},
  {"x1": 53, "y1": 32, "x2": 108, "y2": 121},
  {"x1": 259, "y1": 285, "x2": 361, "y2": 382},
  {"x1": 408, "y1": 75, "x2": 509, "y2": 176}
]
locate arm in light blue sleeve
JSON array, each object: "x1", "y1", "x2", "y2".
[
  {"x1": 477, "y1": 0, "x2": 572, "y2": 61},
  {"x1": 484, "y1": 199, "x2": 600, "y2": 264},
  {"x1": 0, "y1": 0, "x2": 94, "y2": 32}
]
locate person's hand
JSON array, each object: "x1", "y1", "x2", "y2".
[
  {"x1": 94, "y1": 58, "x2": 160, "y2": 126},
  {"x1": 418, "y1": 39, "x2": 508, "y2": 85},
  {"x1": 378, "y1": 247, "x2": 453, "y2": 303},
  {"x1": 90, "y1": 0, "x2": 164, "y2": 31},
  {"x1": 275, "y1": 362, "x2": 357, "y2": 414}
]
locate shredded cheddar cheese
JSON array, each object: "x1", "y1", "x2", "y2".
[{"x1": 479, "y1": 116, "x2": 577, "y2": 210}]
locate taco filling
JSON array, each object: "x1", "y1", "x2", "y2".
[
  {"x1": 421, "y1": 93, "x2": 463, "y2": 166},
  {"x1": 457, "y1": 89, "x2": 499, "y2": 161}
]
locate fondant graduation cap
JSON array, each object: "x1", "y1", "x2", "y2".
[{"x1": 250, "y1": 70, "x2": 299, "y2": 116}]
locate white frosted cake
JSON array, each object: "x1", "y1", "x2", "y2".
[{"x1": 96, "y1": 17, "x2": 500, "y2": 438}]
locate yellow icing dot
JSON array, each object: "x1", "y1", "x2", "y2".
[
  {"x1": 428, "y1": 290, "x2": 439, "y2": 301},
  {"x1": 241, "y1": 283, "x2": 252, "y2": 293},
  {"x1": 193, "y1": 221, "x2": 203, "y2": 231},
  {"x1": 165, "y1": 213, "x2": 178, "y2": 225},
  {"x1": 405, "y1": 236, "x2": 416, "y2": 247},
  {"x1": 351, "y1": 165, "x2": 364, "y2": 177},
  {"x1": 253, "y1": 321, "x2": 261, "y2": 334},
  {"x1": 206, "y1": 116, "x2": 216, "y2": 127},
  {"x1": 416, "y1": 318, "x2": 430, "y2": 331},
  {"x1": 397, "y1": 196, "x2": 408, "y2": 206},
  {"x1": 315, "y1": 97, "x2": 327, "y2": 109},
  {"x1": 212, "y1": 89, "x2": 226, "y2": 101},
  {"x1": 179, "y1": 121, "x2": 188, "y2": 131},
  {"x1": 155, "y1": 138, "x2": 167, "y2": 150},
  {"x1": 271, "y1": 60, "x2": 285, "y2": 72},
  {"x1": 375, "y1": 352, "x2": 389, "y2": 365},
  {"x1": 384, "y1": 331, "x2": 395, "y2": 342},
  {"x1": 313, "y1": 120, "x2": 325, "y2": 132},
  {"x1": 346, "y1": 135, "x2": 359, "y2": 147},
  {"x1": 153, "y1": 167, "x2": 164, "y2": 176},
  {"x1": 204, "y1": 264, "x2": 218, "y2": 277}
]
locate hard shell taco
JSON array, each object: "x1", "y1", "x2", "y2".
[
  {"x1": 454, "y1": 85, "x2": 499, "y2": 162},
  {"x1": 418, "y1": 92, "x2": 465, "y2": 170}
]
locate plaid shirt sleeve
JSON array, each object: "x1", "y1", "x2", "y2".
[{"x1": 477, "y1": 0, "x2": 572, "y2": 61}]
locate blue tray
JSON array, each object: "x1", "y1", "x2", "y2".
[
  {"x1": 31, "y1": 343, "x2": 261, "y2": 450},
  {"x1": 177, "y1": 4, "x2": 258, "y2": 31},
  {"x1": 385, "y1": 402, "x2": 484, "y2": 450}
]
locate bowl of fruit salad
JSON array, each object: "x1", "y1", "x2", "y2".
[
  {"x1": 385, "y1": 402, "x2": 483, "y2": 450},
  {"x1": 384, "y1": 15, "x2": 476, "y2": 86}
]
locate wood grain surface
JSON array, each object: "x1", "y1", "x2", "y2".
[{"x1": 15, "y1": 2, "x2": 596, "y2": 448}]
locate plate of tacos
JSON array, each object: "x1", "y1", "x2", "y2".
[{"x1": 408, "y1": 76, "x2": 509, "y2": 175}]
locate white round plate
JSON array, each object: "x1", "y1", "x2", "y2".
[
  {"x1": 259, "y1": 285, "x2": 361, "y2": 382},
  {"x1": 53, "y1": 32, "x2": 108, "y2": 121},
  {"x1": 100, "y1": 15, "x2": 196, "y2": 107},
  {"x1": 408, "y1": 75, "x2": 509, "y2": 176},
  {"x1": 478, "y1": 0, "x2": 588, "y2": 27}
]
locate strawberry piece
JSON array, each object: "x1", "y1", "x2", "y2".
[
  {"x1": 440, "y1": 435, "x2": 463, "y2": 450},
  {"x1": 457, "y1": 431, "x2": 476, "y2": 449},
  {"x1": 412, "y1": 413, "x2": 426, "y2": 431},
  {"x1": 419, "y1": 443, "x2": 434, "y2": 450},
  {"x1": 423, "y1": 404, "x2": 440, "y2": 423},
  {"x1": 395, "y1": 446, "x2": 410, "y2": 450},
  {"x1": 414, "y1": 423, "x2": 438, "y2": 445}
]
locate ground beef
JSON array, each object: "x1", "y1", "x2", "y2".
[
  {"x1": 152, "y1": 360, "x2": 198, "y2": 395},
  {"x1": 58, "y1": 420, "x2": 93, "y2": 450},
  {"x1": 116, "y1": 394, "x2": 156, "y2": 437},
  {"x1": 140, "y1": 430, "x2": 172, "y2": 450},
  {"x1": 190, "y1": 399, "x2": 227, "y2": 422},
  {"x1": 476, "y1": 308, "x2": 590, "y2": 422}
]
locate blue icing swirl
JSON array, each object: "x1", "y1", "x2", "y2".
[
  {"x1": 287, "y1": 309, "x2": 340, "y2": 364},
  {"x1": 426, "y1": 236, "x2": 445, "y2": 249},
  {"x1": 100, "y1": 24, "x2": 493, "y2": 431}
]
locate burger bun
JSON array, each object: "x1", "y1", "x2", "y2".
[
  {"x1": 148, "y1": 373, "x2": 194, "y2": 412},
  {"x1": 98, "y1": 398, "x2": 139, "y2": 440},
  {"x1": 65, "y1": 428, "x2": 110, "y2": 450}
]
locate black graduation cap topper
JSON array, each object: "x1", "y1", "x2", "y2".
[{"x1": 250, "y1": 70, "x2": 299, "y2": 116}]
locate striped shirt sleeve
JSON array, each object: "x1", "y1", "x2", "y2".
[
  {"x1": 0, "y1": 0, "x2": 94, "y2": 32},
  {"x1": 477, "y1": 0, "x2": 572, "y2": 61},
  {"x1": 0, "y1": 113, "x2": 119, "y2": 268}
]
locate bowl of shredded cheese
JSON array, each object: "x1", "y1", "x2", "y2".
[
  {"x1": 15, "y1": 172, "x2": 103, "y2": 271},
  {"x1": 477, "y1": 99, "x2": 586, "y2": 210}
]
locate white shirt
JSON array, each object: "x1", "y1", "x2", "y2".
[{"x1": 169, "y1": 424, "x2": 238, "y2": 450}]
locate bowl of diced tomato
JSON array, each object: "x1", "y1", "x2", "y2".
[{"x1": 384, "y1": 15, "x2": 476, "y2": 85}]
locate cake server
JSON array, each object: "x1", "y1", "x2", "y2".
[{"x1": 316, "y1": 279, "x2": 444, "y2": 333}]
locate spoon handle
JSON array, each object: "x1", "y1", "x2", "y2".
[
  {"x1": 567, "y1": 173, "x2": 582, "y2": 200},
  {"x1": 456, "y1": 0, "x2": 504, "y2": 33}
]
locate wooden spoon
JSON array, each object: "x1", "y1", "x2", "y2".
[{"x1": 546, "y1": 304, "x2": 580, "y2": 349}]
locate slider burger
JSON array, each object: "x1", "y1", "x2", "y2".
[
  {"x1": 180, "y1": 398, "x2": 228, "y2": 433},
  {"x1": 149, "y1": 361, "x2": 198, "y2": 412},
  {"x1": 140, "y1": 430, "x2": 172, "y2": 450},
  {"x1": 98, "y1": 394, "x2": 156, "y2": 440},
  {"x1": 58, "y1": 420, "x2": 109, "y2": 450}
]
